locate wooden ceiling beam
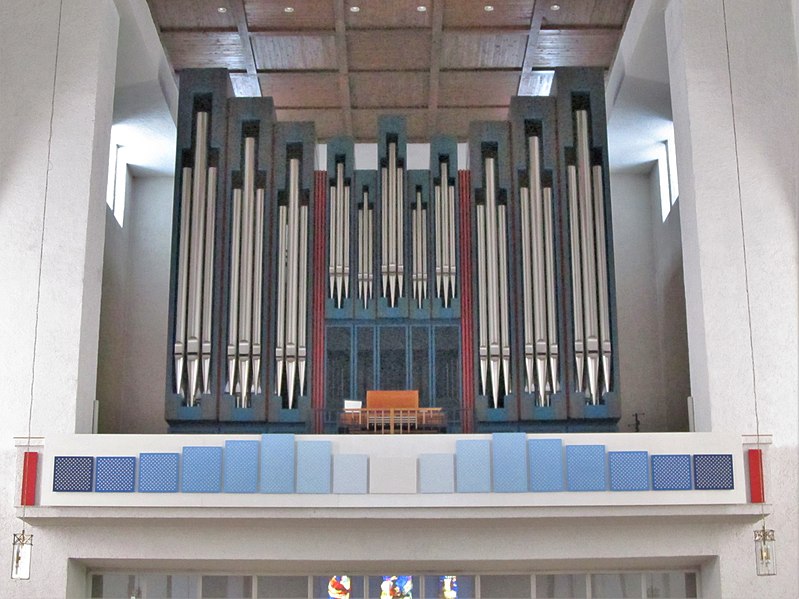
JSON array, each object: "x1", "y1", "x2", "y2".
[
  {"x1": 427, "y1": 0, "x2": 444, "y2": 134},
  {"x1": 333, "y1": 0, "x2": 353, "y2": 136},
  {"x1": 227, "y1": 0, "x2": 261, "y2": 95},
  {"x1": 517, "y1": 0, "x2": 546, "y2": 95}
]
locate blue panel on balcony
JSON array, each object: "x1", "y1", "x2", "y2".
[
  {"x1": 608, "y1": 451, "x2": 649, "y2": 491},
  {"x1": 95, "y1": 457, "x2": 136, "y2": 492},
  {"x1": 456, "y1": 439, "x2": 491, "y2": 493},
  {"x1": 651, "y1": 454, "x2": 692, "y2": 490},
  {"x1": 224, "y1": 440, "x2": 259, "y2": 493},
  {"x1": 332, "y1": 454, "x2": 368, "y2": 494},
  {"x1": 138, "y1": 453, "x2": 180, "y2": 493},
  {"x1": 418, "y1": 454, "x2": 455, "y2": 494},
  {"x1": 528, "y1": 438, "x2": 564, "y2": 492},
  {"x1": 296, "y1": 440, "x2": 332, "y2": 494},
  {"x1": 260, "y1": 434, "x2": 295, "y2": 493},
  {"x1": 53, "y1": 456, "x2": 94, "y2": 492},
  {"x1": 693, "y1": 454, "x2": 734, "y2": 490},
  {"x1": 566, "y1": 445, "x2": 606, "y2": 491},
  {"x1": 182, "y1": 446, "x2": 222, "y2": 493},
  {"x1": 492, "y1": 433, "x2": 528, "y2": 492}
]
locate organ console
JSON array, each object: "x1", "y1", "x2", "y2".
[{"x1": 165, "y1": 68, "x2": 619, "y2": 433}]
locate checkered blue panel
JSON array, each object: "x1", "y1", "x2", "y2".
[
  {"x1": 95, "y1": 457, "x2": 136, "y2": 492},
  {"x1": 224, "y1": 440, "x2": 259, "y2": 493},
  {"x1": 651, "y1": 454, "x2": 692, "y2": 490},
  {"x1": 418, "y1": 454, "x2": 455, "y2": 494},
  {"x1": 53, "y1": 456, "x2": 93, "y2": 492},
  {"x1": 138, "y1": 453, "x2": 180, "y2": 493},
  {"x1": 296, "y1": 440, "x2": 332, "y2": 494},
  {"x1": 456, "y1": 439, "x2": 491, "y2": 493},
  {"x1": 566, "y1": 445, "x2": 606, "y2": 491},
  {"x1": 332, "y1": 454, "x2": 368, "y2": 494},
  {"x1": 182, "y1": 446, "x2": 223, "y2": 493},
  {"x1": 260, "y1": 434, "x2": 295, "y2": 493},
  {"x1": 608, "y1": 451, "x2": 649, "y2": 491},
  {"x1": 528, "y1": 438, "x2": 564, "y2": 492},
  {"x1": 693, "y1": 454, "x2": 734, "y2": 490},
  {"x1": 492, "y1": 433, "x2": 528, "y2": 492}
]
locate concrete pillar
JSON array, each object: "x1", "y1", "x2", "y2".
[
  {"x1": 665, "y1": 0, "x2": 798, "y2": 437},
  {"x1": 0, "y1": 0, "x2": 119, "y2": 437}
]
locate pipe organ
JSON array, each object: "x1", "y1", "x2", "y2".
[{"x1": 166, "y1": 68, "x2": 619, "y2": 433}]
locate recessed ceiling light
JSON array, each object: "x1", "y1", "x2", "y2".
[
  {"x1": 484, "y1": 5, "x2": 495, "y2": 12},
  {"x1": 416, "y1": 5, "x2": 427, "y2": 12},
  {"x1": 350, "y1": 5, "x2": 360, "y2": 12},
  {"x1": 284, "y1": 6, "x2": 295, "y2": 13},
  {"x1": 551, "y1": 4, "x2": 561, "y2": 10},
  {"x1": 217, "y1": 6, "x2": 227, "y2": 13}
]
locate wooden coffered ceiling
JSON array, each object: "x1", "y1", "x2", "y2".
[{"x1": 148, "y1": 0, "x2": 633, "y2": 141}]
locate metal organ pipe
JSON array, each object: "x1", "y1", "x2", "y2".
[
  {"x1": 592, "y1": 164, "x2": 612, "y2": 397},
  {"x1": 173, "y1": 111, "x2": 217, "y2": 407},
  {"x1": 174, "y1": 166, "x2": 192, "y2": 396},
  {"x1": 480, "y1": 156, "x2": 510, "y2": 407},
  {"x1": 225, "y1": 137, "x2": 265, "y2": 408},
  {"x1": 381, "y1": 142, "x2": 404, "y2": 307},
  {"x1": 519, "y1": 135, "x2": 557, "y2": 406},
  {"x1": 272, "y1": 155, "x2": 307, "y2": 408}
]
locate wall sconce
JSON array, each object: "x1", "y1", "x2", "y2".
[
  {"x1": 11, "y1": 532, "x2": 32, "y2": 580},
  {"x1": 754, "y1": 525, "x2": 776, "y2": 576}
]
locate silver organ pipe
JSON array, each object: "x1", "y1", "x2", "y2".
[
  {"x1": 593, "y1": 164, "x2": 612, "y2": 397},
  {"x1": 440, "y1": 166, "x2": 450, "y2": 307},
  {"x1": 380, "y1": 167, "x2": 388, "y2": 300},
  {"x1": 381, "y1": 142, "x2": 404, "y2": 307},
  {"x1": 174, "y1": 166, "x2": 192, "y2": 396},
  {"x1": 174, "y1": 111, "x2": 216, "y2": 406},
  {"x1": 274, "y1": 203, "x2": 287, "y2": 398},
  {"x1": 435, "y1": 184, "x2": 443, "y2": 301},
  {"x1": 567, "y1": 163, "x2": 585, "y2": 397},
  {"x1": 329, "y1": 162, "x2": 350, "y2": 308},
  {"x1": 434, "y1": 162, "x2": 458, "y2": 308},
  {"x1": 447, "y1": 183, "x2": 456, "y2": 300},
  {"x1": 274, "y1": 157, "x2": 307, "y2": 409},
  {"x1": 226, "y1": 137, "x2": 265, "y2": 408},
  {"x1": 519, "y1": 136, "x2": 558, "y2": 406},
  {"x1": 543, "y1": 186, "x2": 559, "y2": 396},
  {"x1": 412, "y1": 189, "x2": 427, "y2": 308},
  {"x1": 479, "y1": 156, "x2": 511, "y2": 407},
  {"x1": 357, "y1": 190, "x2": 374, "y2": 308},
  {"x1": 577, "y1": 110, "x2": 599, "y2": 405},
  {"x1": 476, "y1": 201, "x2": 489, "y2": 398}
]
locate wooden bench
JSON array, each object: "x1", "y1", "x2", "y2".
[{"x1": 339, "y1": 390, "x2": 446, "y2": 433}]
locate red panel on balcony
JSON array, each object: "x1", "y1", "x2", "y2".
[
  {"x1": 748, "y1": 448, "x2": 765, "y2": 503},
  {"x1": 20, "y1": 451, "x2": 38, "y2": 506}
]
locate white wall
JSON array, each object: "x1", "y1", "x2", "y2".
[{"x1": 98, "y1": 176, "x2": 173, "y2": 434}]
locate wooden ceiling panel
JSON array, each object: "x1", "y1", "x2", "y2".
[
  {"x1": 162, "y1": 32, "x2": 248, "y2": 70},
  {"x1": 352, "y1": 109, "x2": 428, "y2": 141},
  {"x1": 346, "y1": 0, "x2": 432, "y2": 29},
  {"x1": 251, "y1": 34, "x2": 338, "y2": 70},
  {"x1": 350, "y1": 72, "x2": 429, "y2": 108},
  {"x1": 147, "y1": 0, "x2": 237, "y2": 30},
  {"x1": 541, "y1": 0, "x2": 630, "y2": 28},
  {"x1": 441, "y1": 33, "x2": 527, "y2": 69},
  {"x1": 439, "y1": 71, "x2": 520, "y2": 107},
  {"x1": 436, "y1": 107, "x2": 510, "y2": 139},
  {"x1": 528, "y1": 29, "x2": 620, "y2": 67},
  {"x1": 245, "y1": 0, "x2": 335, "y2": 30},
  {"x1": 348, "y1": 31, "x2": 431, "y2": 71},
  {"x1": 275, "y1": 109, "x2": 345, "y2": 140},
  {"x1": 259, "y1": 73, "x2": 341, "y2": 107},
  {"x1": 442, "y1": 0, "x2": 534, "y2": 30}
]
